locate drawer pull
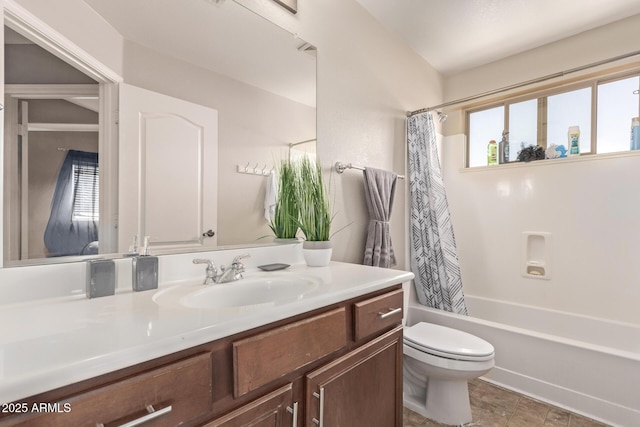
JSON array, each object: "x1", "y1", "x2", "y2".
[
  {"x1": 378, "y1": 307, "x2": 402, "y2": 319},
  {"x1": 311, "y1": 388, "x2": 325, "y2": 426},
  {"x1": 286, "y1": 401, "x2": 299, "y2": 427},
  {"x1": 99, "y1": 404, "x2": 172, "y2": 427}
]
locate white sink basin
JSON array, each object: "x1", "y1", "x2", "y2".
[{"x1": 153, "y1": 273, "x2": 320, "y2": 312}]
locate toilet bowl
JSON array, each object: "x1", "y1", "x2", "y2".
[{"x1": 403, "y1": 322, "x2": 495, "y2": 425}]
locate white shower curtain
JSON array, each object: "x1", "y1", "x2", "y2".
[{"x1": 407, "y1": 112, "x2": 467, "y2": 315}]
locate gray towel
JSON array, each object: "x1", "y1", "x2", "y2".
[{"x1": 363, "y1": 167, "x2": 398, "y2": 268}]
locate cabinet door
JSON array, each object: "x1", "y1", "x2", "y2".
[
  {"x1": 305, "y1": 327, "x2": 403, "y2": 427},
  {"x1": 206, "y1": 383, "x2": 298, "y2": 427}
]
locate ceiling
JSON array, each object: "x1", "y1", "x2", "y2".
[{"x1": 354, "y1": 0, "x2": 640, "y2": 75}]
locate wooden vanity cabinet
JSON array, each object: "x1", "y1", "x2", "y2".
[
  {"x1": 216, "y1": 287, "x2": 404, "y2": 427},
  {"x1": 0, "y1": 286, "x2": 404, "y2": 427}
]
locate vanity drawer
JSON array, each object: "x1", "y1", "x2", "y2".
[
  {"x1": 233, "y1": 307, "x2": 347, "y2": 397},
  {"x1": 354, "y1": 289, "x2": 403, "y2": 341},
  {"x1": 3, "y1": 353, "x2": 212, "y2": 427}
]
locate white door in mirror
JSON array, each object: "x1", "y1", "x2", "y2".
[{"x1": 119, "y1": 84, "x2": 218, "y2": 252}]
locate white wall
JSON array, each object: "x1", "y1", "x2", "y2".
[{"x1": 441, "y1": 15, "x2": 640, "y2": 325}]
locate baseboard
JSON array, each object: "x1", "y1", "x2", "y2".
[{"x1": 483, "y1": 367, "x2": 639, "y2": 427}]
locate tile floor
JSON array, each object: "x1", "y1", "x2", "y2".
[{"x1": 403, "y1": 379, "x2": 611, "y2": 427}]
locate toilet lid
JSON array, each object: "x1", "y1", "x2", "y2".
[{"x1": 404, "y1": 323, "x2": 494, "y2": 361}]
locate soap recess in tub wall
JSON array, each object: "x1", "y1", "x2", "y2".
[{"x1": 522, "y1": 232, "x2": 551, "y2": 280}]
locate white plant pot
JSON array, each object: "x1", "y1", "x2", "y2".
[
  {"x1": 302, "y1": 241, "x2": 332, "y2": 267},
  {"x1": 273, "y1": 237, "x2": 301, "y2": 244}
]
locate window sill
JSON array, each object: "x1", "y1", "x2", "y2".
[{"x1": 462, "y1": 149, "x2": 640, "y2": 172}]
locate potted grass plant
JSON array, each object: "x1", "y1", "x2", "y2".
[
  {"x1": 269, "y1": 159, "x2": 300, "y2": 242},
  {"x1": 295, "y1": 156, "x2": 334, "y2": 266}
]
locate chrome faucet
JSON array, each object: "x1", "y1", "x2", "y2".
[{"x1": 193, "y1": 254, "x2": 250, "y2": 284}]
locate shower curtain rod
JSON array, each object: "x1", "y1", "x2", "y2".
[{"x1": 407, "y1": 49, "x2": 640, "y2": 118}]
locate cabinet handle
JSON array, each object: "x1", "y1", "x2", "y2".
[
  {"x1": 378, "y1": 307, "x2": 402, "y2": 319},
  {"x1": 97, "y1": 404, "x2": 172, "y2": 427},
  {"x1": 311, "y1": 388, "x2": 325, "y2": 426},
  {"x1": 286, "y1": 401, "x2": 298, "y2": 427}
]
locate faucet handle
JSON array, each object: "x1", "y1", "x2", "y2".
[
  {"x1": 231, "y1": 253, "x2": 250, "y2": 278},
  {"x1": 232, "y1": 253, "x2": 251, "y2": 264}
]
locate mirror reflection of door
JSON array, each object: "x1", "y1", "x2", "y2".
[
  {"x1": 119, "y1": 83, "x2": 218, "y2": 253},
  {"x1": 3, "y1": 26, "x2": 102, "y2": 262}
]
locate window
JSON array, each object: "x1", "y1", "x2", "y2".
[
  {"x1": 597, "y1": 75, "x2": 640, "y2": 154},
  {"x1": 547, "y1": 87, "x2": 592, "y2": 154},
  {"x1": 508, "y1": 99, "x2": 537, "y2": 160},
  {"x1": 72, "y1": 163, "x2": 99, "y2": 221},
  {"x1": 466, "y1": 70, "x2": 640, "y2": 168},
  {"x1": 44, "y1": 150, "x2": 99, "y2": 257},
  {"x1": 468, "y1": 106, "x2": 504, "y2": 167}
]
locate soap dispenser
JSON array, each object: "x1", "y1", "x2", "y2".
[
  {"x1": 132, "y1": 236, "x2": 159, "y2": 292},
  {"x1": 86, "y1": 259, "x2": 116, "y2": 298}
]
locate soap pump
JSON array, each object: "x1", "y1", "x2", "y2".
[
  {"x1": 132, "y1": 236, "x2": 159, "y2": 292},
  {"x1": 124, "y1": 235, "x2": 140, "y2": 257}
]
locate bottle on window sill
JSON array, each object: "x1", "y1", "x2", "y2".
[
  {"x1": 498, "y1": 130, "x2": 510, "y2": 164},
  {"x1": 631, "y1": 117, "x2": 640, "y2": 151},
  {"x1": 487, "y1": 139, "x2": 498, "y2": 166},
  {"x1": 568, "y1": 126, "x2": 580, "y2": 156}
]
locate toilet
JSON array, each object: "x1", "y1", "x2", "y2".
[{"x1": 403, "y1": 322, "x2": 495, "y2": 425}]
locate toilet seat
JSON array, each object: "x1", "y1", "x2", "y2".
[{"x1": 404, "y1": 322, "x2": 494, "y2": 362}]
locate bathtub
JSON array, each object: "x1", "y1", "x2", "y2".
[{"x1": 406, "y1": 295, "x2": 640, "y2": 427}]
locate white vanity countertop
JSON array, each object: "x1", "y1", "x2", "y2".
[{"x1": 0, "y1": 260, "x2": 413, "y2": 404}]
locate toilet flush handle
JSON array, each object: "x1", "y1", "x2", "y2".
[{"x1": 378, "y1": 307, "x2": 402, "y2": 319}]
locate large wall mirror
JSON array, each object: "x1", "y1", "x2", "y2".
[{"x1": 2, "y1": 0, "x2": 316, "y2": 267}]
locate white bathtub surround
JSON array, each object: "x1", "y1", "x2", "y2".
[
  {"x1": 408, "y1": 113, "x2": 467, "y2": 314},
  {"x1": 0, "y1": 243, "x2": 413, "y2": 404},
  {"x1": 406, "y1": 295, "x2": 640, "y2": 427},
  {"x1": 441, "y1": 133, "x2": 640, "y2": 326}
]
